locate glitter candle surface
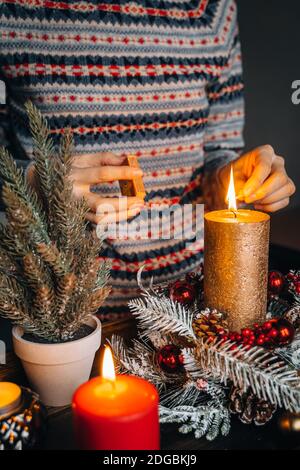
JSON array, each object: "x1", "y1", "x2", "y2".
[{"x1": 204, "y1": 209, "x2": 270, "y2": 331}]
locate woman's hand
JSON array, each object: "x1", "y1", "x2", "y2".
[
  {"x1": 27, "y1": 152, "x2": 145, "y2": 224},
  {"x1": 219, "y1": 145, "x2": 296, "y2": 212},
  {"x1": 70, "y1": 152, "x2": 144, "y2": 224}
]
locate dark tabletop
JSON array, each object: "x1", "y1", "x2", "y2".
[{"x1": 42, "y1": 408, "x2": 300, "y2": 450}]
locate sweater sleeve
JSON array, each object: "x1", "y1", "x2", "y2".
[{"x1": 203, "y1": 16, "x2": 245, "y2": 173}]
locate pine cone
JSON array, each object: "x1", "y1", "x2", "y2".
[
  {"x1": 193, "y1": 308, "x2": 228, "y2": 339},
  {"x1": 229, "y1": 386, "x2": 277, "y2": 425}
]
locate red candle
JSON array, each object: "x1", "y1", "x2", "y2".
[{"x1": 72, "y1": 346, "x2": 160, "y2": 450}]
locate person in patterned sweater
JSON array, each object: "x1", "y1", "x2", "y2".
[{"x1": 0, "y1": 0, "x2": 296, "y2": 320}]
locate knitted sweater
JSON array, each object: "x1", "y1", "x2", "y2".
[{"x1": 0, "y1": 0, "x2": 244, "y2": 320}]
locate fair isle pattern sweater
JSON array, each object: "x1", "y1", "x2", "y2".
[{"x1": 0, "y1": 0, "x2": 244, "y2": 320}]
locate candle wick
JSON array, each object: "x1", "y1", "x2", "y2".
[
  {"x1": 109, "y1": 379, "x2": 116, "y2": 391},
  {"x1": 231, "y1": 210, "x2": 237, "y2": 219}
]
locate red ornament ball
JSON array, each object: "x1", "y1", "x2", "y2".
[
  {"x1": 268, "y1": 271, "x2": 285, "y2": 295},
  {"x1": 157, "y1": 345, "x2": 184, "y2": 373},
  {"x1": 169, "y1": 280, "x2": 196, "y2": 305},
  {"x1": 275, "y1": 319, "x2": 295, "y2": 346},
  {"x1": 294, "y1": 281, "x2": 300, "y2": 295}
]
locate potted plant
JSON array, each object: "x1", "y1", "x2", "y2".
[{"x1": 0, "y1": 102, "x2": 110, "y2": 406}]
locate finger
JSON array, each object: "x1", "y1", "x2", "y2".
[
  {"x1": 86, "y1": 193, "x2": 144, "y2": 213},
  {"x1": 86, "y1": 206, "x2": 142, "y2": 224},
  {"x1": 71, "y1": 152, "x2": 126, "y2": 168},
  {"x1": 70, "y1": 165, "x2": 143, "y2": 184},
  {"x1": 254, "y1": 197, "x2": 290, "y2": 213},
  {"x1": 245, "y1": 170, "x2": 289, "y2": 203},
  {"x1": 242, "y1": 146, "x2": 275, "y2": 198},
  {"x1": 253, "y1": 179, "x2": 295, "y2": 205}
]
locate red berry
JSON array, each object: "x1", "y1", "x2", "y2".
[
  {"x1": 268, "y1": 328, "x2": 278, "y2": 338},
  {"x1": 263, "y1": 321, "x2": 272, "y2": 331},
  {"x1": 235, "y1": 334, "x2": 242, "y2": 342},
  {"x1": 253, "y1": 323, "x2": 259, "y2": 329},
  {"x1": 242, "y1": 328, "x2": 251, "y2": 337},
  {"x1": 230, "y1": 344, "x2": 238, "y2": 351},
  {"x1": 256, "y1": 338, "x2": 265, "y2": 346}
]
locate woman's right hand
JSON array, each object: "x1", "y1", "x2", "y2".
[
  {"x1": 27, "y1": 152, "x2": 145, "y2": 224},
  {"x1": 69, "y1": 152, "x2": 144, "y2": 224}
]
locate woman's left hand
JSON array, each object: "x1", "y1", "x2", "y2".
[{"x1": 219, "y1": 145, "x2": 296, "y2": 212}]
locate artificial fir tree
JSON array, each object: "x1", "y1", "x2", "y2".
[{"x1": 0, "y1": 102, "x2": 110, "y2": 342}]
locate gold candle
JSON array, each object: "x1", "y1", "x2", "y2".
[{"x1": 204, "y1": 168, "x2": 270, "y2": 331}]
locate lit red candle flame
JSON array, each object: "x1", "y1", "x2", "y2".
[{"x1": 102, "y1": 346, "x2": 116, "y2": 382}]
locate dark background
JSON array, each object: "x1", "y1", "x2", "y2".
[{"x1": 236, "y1": 0, "x2": 300, "y2": 210}]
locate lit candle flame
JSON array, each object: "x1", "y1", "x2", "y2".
[
  {"x1": 226, "y1": 166, "x2": 237, "y2": 212},
  {"x1": 102, "y1": 346, "x2": 116, "y2": 381}
]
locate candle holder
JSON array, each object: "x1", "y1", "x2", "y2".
[{"x1": 0, "y1": 385, "x2": 47, "y2": 450}]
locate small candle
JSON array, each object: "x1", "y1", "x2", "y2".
[
  {"x1": 72, "y1": 347, "x2": 160, "y2": 450},
  {"x1": 0, "y1": 382, "x2": 22, "y2": 417},
  {"x1": 204, "y1": 167, "x2": 270, "y2": 331}
]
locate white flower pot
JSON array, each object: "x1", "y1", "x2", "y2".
[{"x1": 12, "y1": 316, "x2": 101, "y2": 407}]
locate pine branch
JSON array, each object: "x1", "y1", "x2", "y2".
[
  {"x1": 0, "y1": 224, "x2": 30, "y2": 263},
  {"x1": 95, "y1": 259, "x2": 111, "y2": 289},
  {"x1": 23, "y1": 252, "x2": 52, "y2": 289},
  {"x1": 196, "y1": 338, "x2": 300, "y2": 413},
  {"x1": 2, "y1": 185, "x2": 35, "y2": 230},
  {"x1": 53, "y1": 126, "x2": 74, "y2": 233},
  {"x1": 73, "y1": 231, "x2": 103, "y2": 275},
  {"x1": 33, "y1": 285, "x2": 54, "y2": 320},
  {"x1": 128, "y1": 292, "x2": 197, "y2": 343},
  {"x1": 0, "y1": 274, "x2": 32, "y2": 326},
  {"x1": 0, "y1": 147, "x2": 49, "y2": 243},
  {"x1": 47, "y1": 128, "x2": 86, "y2": 255},
  {"x1": 60, "y1": 128, "x2": 74, "y2": 166},
  {"x1": 55, "y1": 272, "x2": 76, "y2": 318},
  {"x1": 36, "y1": 242, "x2": 70, "y2": 275},
  {"x1": 159, "y1": 402, "x2": 230, "y2": 441},
  {"x1": 109, "y1": 335, "x2": 170, "y2": 389},
  {"x1": 0, "y1": 247, "x2": 19, "y2": 275},
  {"x1": 76, "y1": 258, "x2": 101, "y2": 293},
  {"x1": 25, "y1": 100, "x2": 54, "y2": 214},
  {"x1": 89, "y1": 286, "x2": 111, "y2": 314}
]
